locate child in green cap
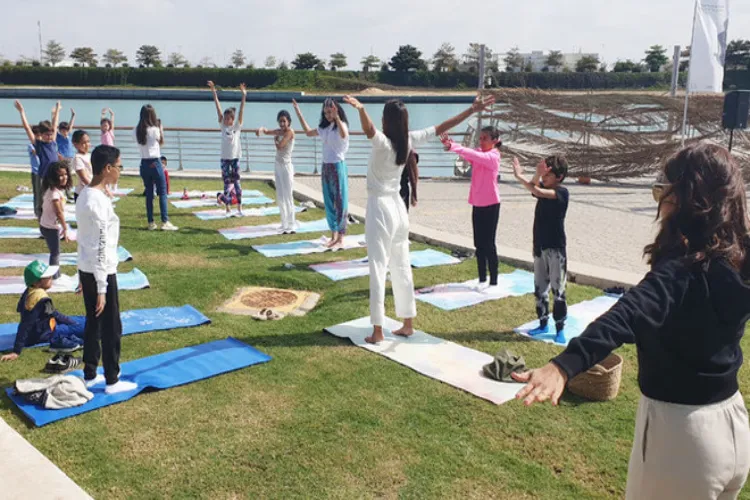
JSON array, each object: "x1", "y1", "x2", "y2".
[{"x1": 0, "y1": 260, "x2": 84, "y2": 362}]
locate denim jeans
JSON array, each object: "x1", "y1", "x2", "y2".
[{"x1": 139, "y1": 158, "x2": 169, "y2": 224}]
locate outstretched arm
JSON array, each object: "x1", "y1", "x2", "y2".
[
  {"x1": 434, "y1": 94, "x2": 496, "y2": 136},
  {"x1": 342, "y1": 96, "x2": 375, "y2": 139},
  {"x1": 238, "y1": 83, "x2": 247, "y2": 126},
  {"x1": 14, "y1": 100, "x2": 35, "y2": 143},
  {"x1": 292, "y1": 99, "x2": 318, "y2": 137},
  {"x1": 108, "y1": 108, "x2": 115, "y2": 131},
  {"x1": 208, "y1": 81, "x2": 223, "y2": 123},
  {"x1": 52, "y1": 101, "x2": 61, "y2": 135},
  {"x1": 440, "y1": 133, "x2": 499, "y2": 167},
  {"x1": 68, "y1": 108, "x2": 76, "y2": 130},
  {"x1": 513, "y1": 158, "x2": 557, "y2": 199}
]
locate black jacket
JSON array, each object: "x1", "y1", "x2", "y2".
[
  {"x1": 14, "y1": 288, "x2": 73, "y2": 354},
  {"x1": 553, "y1": 258, "x2": 748, "y2": 405}
]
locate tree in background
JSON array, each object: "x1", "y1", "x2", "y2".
[
  {"x1": 644, "y1": 45, "x2": 668, "y2": 72},
  {"x1": 726, "y1": 40, "x2": 750, "y2": 70},
  {"x1": 380, "y1": 62, "x2": 390, "y2": 72},
  {"x1": 432, "y1": 43, "x2": 458, "y2": 72},
  {"x1": 167, "y1": 52, "x2": 188, "y2": 67},
  {"x1": 70, "y1": 47, "x2": 97, "y2": 67},
  {"x1": 360, "y1": 54, "x2": 381, "y2": 73},
  {"x1": 43, "y1": 40, "x2": 65, "y2": 66},
  {"x1": 231, "y1": 50, "x2": 246, "y2": 68},
  {"x1": 103, "y1": 49, "x2": 127, "y2": 67},
  {"x1": 389, "y1": 45, "x2": 427, "y2": 72},
  {"x1": 329, "y1": 52, "x2": 347, "y2": 71},
  {"x1": 199, "y1": 57, "x2": 215, "y2": 68},
  {"x1": 613, "y1": 60, "x2": 644, "y2": 73},
  {"x1": 315, "y1": 61, "x2": 326, "y2": 71},
  {"x1": 503, "y1": 46, "x2": 524, "y2": 72},
  {"x1": 545, "y1": 50, "x2": 563, "y2": 72},
  {"x1": 278, "y1": 60, "x2": 289, "y2": 70},
  {"x1": 463, "y1": 43, "x2": 495, "y2": 73},
  {"x1": 264, "y1": 56, "x2": 277, "y2": 69},
  {"x1": 136, "y1": 45, "x2": 162, "y2": 67},
  {"x1": 575, "y1": 55, "x2": 600, "y2": 72},
  {"x1": 292, "y1": 52, "x2": 323, "y2": 70}
]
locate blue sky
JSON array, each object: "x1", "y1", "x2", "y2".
[{"x1": 1, "y1": 0, "x2": 749, "y2": 68}]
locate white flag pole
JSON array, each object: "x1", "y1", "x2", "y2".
[{"x1": 681, "y1": 0, "x2": 699, "y2": 146}]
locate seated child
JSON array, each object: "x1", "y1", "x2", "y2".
[
  {"x1": 161, "y1": 155, "x2": 171, "y2": 194},
  {"x1": 0, "y1": 261, "x2": 85, "y2": 361}
]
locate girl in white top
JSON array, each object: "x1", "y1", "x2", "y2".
[
  {"x1": 208, "y1": 81, "x2": 247, "y2": 215},
  {"x1": 134, "y1": 105, "x2": 177, "y2": 231},
  {"x1": 40, "y1": 161, "x2": 73, "y2": 279},
  {"x1": 342, "y1": 94, "x2": 496, "y2": 344},
  {"x1": 76, "y1": 145, "x2": 136, "y2": 395},
  {"x1": 258, "y1": 109, "x2": 296, "y2": 233},
  {"x1": 293, "y1": 98, "x2": 350, "y2": 248}
]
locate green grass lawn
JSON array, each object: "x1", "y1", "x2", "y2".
[{"x1": 0, "y1": 170, "x2": 748, "y2": 499}]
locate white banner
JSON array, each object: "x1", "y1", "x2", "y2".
[{"x1": 688, "y1": 0, "x2": 730, "y2": 93}]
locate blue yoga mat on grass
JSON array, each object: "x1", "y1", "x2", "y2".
[
  {"x1": 0, "y1": 305, "x2": 211, "y2": 352},
  {"x1": 0, "y1": 268, "x2": 148, "y2": 295},
  {"x1": 514, "y1": 294, "x2": 620, "y2": 346},
  {"x1": 168, "y1": 189, "x2": 264, "y2": 199},
  {"x1": 6, "y1": 337, "x2": 271, "y2": 426},
  {"x1": 254, "y1": 234, "x2": 368, "y2": 258}
]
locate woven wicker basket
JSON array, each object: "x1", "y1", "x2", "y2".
[{"x1": 567, "y1": 353, "x2": 623, "y2": 402}]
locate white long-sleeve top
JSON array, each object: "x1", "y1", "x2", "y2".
[
  {"x1": 366, "y1": 126, "x2": 435, "y2": 197},
  {"x1": 75, "y1": 186, "x2": 120, "y2": 294}
]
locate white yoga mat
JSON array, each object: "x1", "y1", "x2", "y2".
[
  {"x1": 219, "y1": 218, "x2": 329, "y2": 241},
  {"x1": 168, "y1": 189, "x2": 264, "y2": 199},
  {"x1": 0, "y1": 246, "x2": 132, "y2": 268},
  {"x1": 514, "y1": 294, "x2": 620, "y2": 346},
  {"x1": 310, "y1": 249, "x2": 460, "y2": 281},
  {"x1": 0, "y1": 207, "x2": 76, "y2": 222},
  {"x1": 415, "y1": 270, "x2": 535, "y2": 311},
  {"x1": 170, "y1": 196, "x2": 273, "y2": 209},
  {"x1": 325, "y1": 316, "x2": 522, "y2": 405},
  {"x1": 193, "y1": 205, "x2": 306, "y2": 221},
  {"x1": 253, "y1": 234, "x2": 367, "y2": 258}
]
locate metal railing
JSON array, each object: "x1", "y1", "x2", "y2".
[{"x1": 0, "y1": 124, "x2": 470, "y2": 178}]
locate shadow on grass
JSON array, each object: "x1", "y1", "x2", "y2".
[{"x1": 436, "y1": 329, "x2": 536, "y2": 344}]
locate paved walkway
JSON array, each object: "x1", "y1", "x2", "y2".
[{"x1": 298, "y1": 176, "x2": 660, "y2": 276}]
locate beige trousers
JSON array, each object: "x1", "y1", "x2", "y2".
[{"x1": 626, "y1": 392, "x2": 750, "y2": 500}]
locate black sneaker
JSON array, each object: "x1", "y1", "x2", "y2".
[{"x1": 45, "y1": 354, "x2": 66, "y2": 373}]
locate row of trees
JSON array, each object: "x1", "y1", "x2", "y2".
[{"x1": 26, "y1": 40, "x2": 750, "y2": 73}]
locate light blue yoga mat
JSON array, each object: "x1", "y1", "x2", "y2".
[
  {"x1": 0, "y1": 268, "x2": 149, "y2": 295},
  {"x1": 310, "y1": 249, "x2": 461, "y2": 281},
  {"x1": 170, "y1": 196, "x2": 274, "y2": 209},
  {"x1": 0, "y1": 209, "x2": 76, "y2": 222},
  {"x1": 0, "y1": 246, "x2": 132, "y2": 268},
  {"x1": 168, "y1": 189, "x2": 264, "y2": 199},
  {"x1": 194, "y1": 205, "x2": 305, "y2": 221},
  {"x1": 6, "y1": 337, "x2": 271, "y2": 426},
  {"x1": 254, "y1": 234, "x2": 368, "y2": 258},
  {"x1": 0, "y1": 227, "x2": 44, "y2": 239},
  {"x1": 0, "y1": 305, "x2": 211, "y2": 352},
  {"x1": 415, "y1": 270, "x2": 535, "y2": 311},
  {"x1": 220, "y1": 218, "x2": 329, "y2": 241},
  {"x1": 514, "y1": 294, "x2": 621, "y2": 346}
]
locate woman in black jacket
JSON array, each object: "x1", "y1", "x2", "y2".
[{"x1": 514, "y1": 143, "x2": 750, "y2": 499}]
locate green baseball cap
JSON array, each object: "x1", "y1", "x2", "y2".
[{"x1": 24, "y1": 260, "x2": 59, "y2": 287}]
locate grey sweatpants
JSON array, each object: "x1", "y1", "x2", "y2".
[
  {"x1": 626, "y1": 392, "x2": 750, "y2": 499},
  {"x1": 533, "y1": 248, "x2": 567, "y2": 331}
]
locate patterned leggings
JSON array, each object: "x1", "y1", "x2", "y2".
[{"x1": 219, "y1": 159, "x2": 242, "y2": 205}]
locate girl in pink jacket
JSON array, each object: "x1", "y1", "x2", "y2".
[{"x1": 441, "y1": 127, "x2": 502, "y2": 286}]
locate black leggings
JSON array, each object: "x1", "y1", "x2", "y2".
[
  {"x1": 472, "y1": 203, "x2": 500, "y2": 285},
  {"x1": 80, "y1": 272, "x2": 122, "y2": 385},
  {"x1": 39, "y1": 225, "x2": 61, "y2": 279}
]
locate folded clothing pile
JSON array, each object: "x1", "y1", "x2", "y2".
[{"x1": 14, "y1": 375, "x2": 93, "y2": 409}]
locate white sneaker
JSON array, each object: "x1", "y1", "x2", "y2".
[
  {"x1": 84, "y1": 374, "x2": 105, "y2": 388},
  {"x1": 161, "y1": 221, "x2": 179, "y2": 231},
  {"x1": 148, "y1": 222, "x2": 157, "y2": 231},
  {"x1": 105, "y1": 380, "x2": 138, "y2": 394}
]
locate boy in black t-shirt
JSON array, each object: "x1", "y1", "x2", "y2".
[{"x1": 513, "y1": 155, "x2": 570, "y2": 344}]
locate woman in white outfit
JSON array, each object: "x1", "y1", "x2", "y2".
[
  {"x1": 258, "y1": 110, "x2": 296, "y2": 233},
  {"x1": 342, "y1": 94, "x2": 496, "y2": 344}
]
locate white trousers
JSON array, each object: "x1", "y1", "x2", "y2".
[
  {"x1": 366, "y1": 194, "x2": 415, "y2": 326},
  {"x1": 274, "y1": 160, "x2": 296, "y2": 231},
  {"x1": 626, "y1": 391, "x2": 750, "y2": 500}
]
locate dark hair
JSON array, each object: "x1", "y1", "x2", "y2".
[
  {"x1": 644, "y1": 143, "x2": 750, "y2": 278},
  {"x1": 481, "y1": 126, "x2": 503, "y2": 150},
  {"x1": 545, "y1": 155, "x2": 568, "y2": 182},
  {"x1": 72, "y1": 130, "x2": 88, "y2": 145},
  {"x1": 38, "y1": 121, "x2": 53, "y2": 134},
  {"x1": 160, "y1": 156, "x2": 168, "y2": 164},
  {"x1": 59, "y1": 122, "x2": 70, "y2": 131},
  {"x1": 277, "y1": 110, "x2": 292, "y2": 124},
  {"x1": 101, "y1": 118, "x2": 112, "y2": 128},
  {"x1": 42, "y1": 161, "x2": 72, "y2": 192},
  {"x1": 412, "y1": 151, "x2": 419, "y2": 163},
  {"x1": 224, "y1": 107, "x2": 236, "y2": 120},
  {"x1": 31, "y1": 125, "x2": 41, "y2": 135},
  {"x1": 91, "y1": 145, "x2": 120, "y2": 176},
  {"x1": 406, "y1": 149, "x2": 419, "y2": 201},
  {"x1": 318, "y1": 98, "x2": 348, "y2": 130},
  {"x1": 136, "y1": 105, "x2": 159, "y2": 145},
  {"x1": 382, "y1": 100, "x2": 410, "y2": 165}
]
